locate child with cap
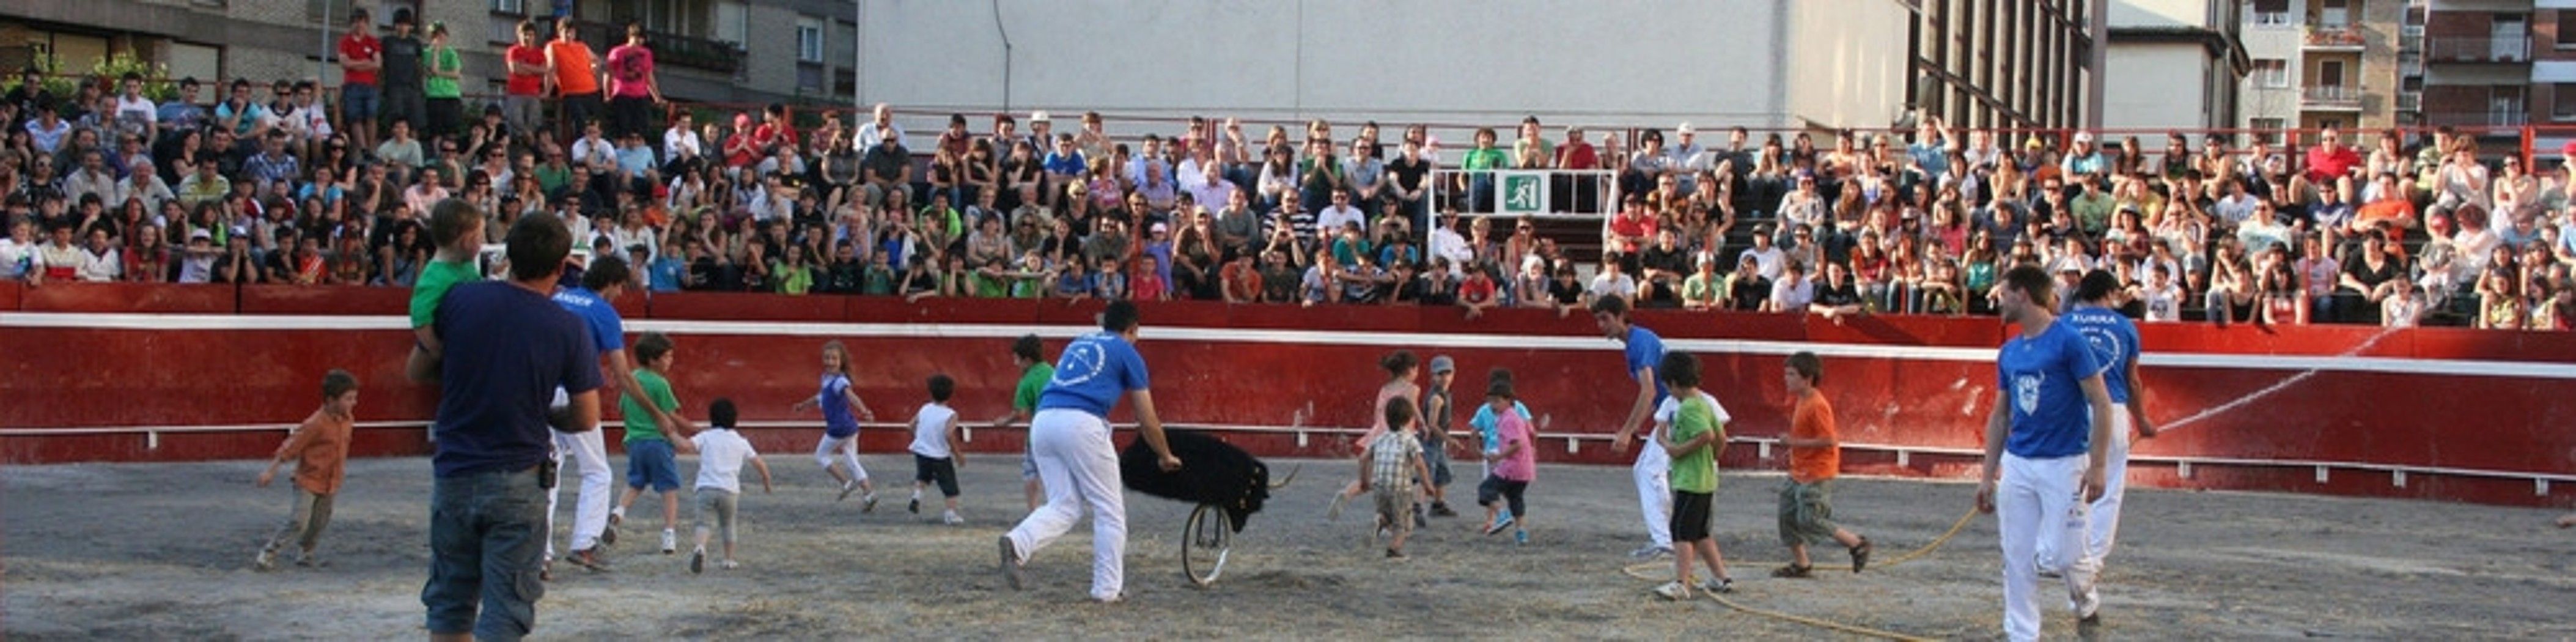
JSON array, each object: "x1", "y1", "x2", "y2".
[
  {"x1": 1478, "y1": 371, "x2": 1536, "y2": 544},
  {"x1": 1418, "y1": 355, "x2": 1461, "y2": 519}
]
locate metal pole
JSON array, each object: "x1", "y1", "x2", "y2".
[{"x1": 318, "y1": 2, "x2": 333, "y2": 82}]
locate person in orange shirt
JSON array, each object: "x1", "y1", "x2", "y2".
[
  {"x1": 253, "y1": 369, "x2": 360, "y2": 571},
  {"x1": 1772, "y1": 351, "x2": 1872, "y2": 578},
  {"x1": 545, "y1": 15, "x2": 604, "y2": 141}
]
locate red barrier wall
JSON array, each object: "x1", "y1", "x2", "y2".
[{"x1": 4, "y1": 286, "x2": 2572, "y2": 507}]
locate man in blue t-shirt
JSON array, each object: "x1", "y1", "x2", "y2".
[
  {"x1": 1974, "y1": 265, "x2": 2118, "y2": 642},
  {"x1": 2059, "y1": 270, "x2": 2160, "y2": 626},
  {"x1": 411, "y1": 212, "x2": 601, "y2": 641},
  {"x1": 999, "y1": 300, "x2": 1182, "y2": 603},
  {"x1": 1595, "y1": 296, "x2": 1677, "y2": 559},
  {"x1": 543, "y1": 255, "x2": 687, "y2": 572}
]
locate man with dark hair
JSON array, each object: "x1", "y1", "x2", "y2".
[
  {"x1": 1594, "y1": 295, "x2": 1676, "y2": 559},
  {"x1": 990, "y1": 334, "x2": 1055, "y2": 512},
  {"x1": 1001, "y1": 301, "x2": 1182, "y2": 603},
  {"x1": 540, "y1": 254, "x2": 686, "y2": 574},
  {"x1": 415, "y1": 212, "x2": 602, "y2": 641},
  {"x1": 379, "y1": 9, "x2": 427, "y2": 137},
  {"x1": 2058, "y1": 270, "x2": 2157, "y2": 618},
  {"x1": 1973, "y1": 265, "x2": 2119, "y2": 641}
]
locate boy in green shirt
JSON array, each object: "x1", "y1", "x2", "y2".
[
  {"x1": 405, "y1": 199, "x2": 485, "y2": 382},
  {"x1": 1653, "y1": 350, "x2": 1733, "y2": 599},
  {"x1": 613, "y1": 332, "x2": 696, "y2": 554},
  {"x1": 988, "y1": 335, "x2": 1054, "y2": 512}
]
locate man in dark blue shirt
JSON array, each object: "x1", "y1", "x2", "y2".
[{"x1": 414, "y1": 210, "x2": 601, "y2": 641}]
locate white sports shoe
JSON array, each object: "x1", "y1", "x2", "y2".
[
  {"x1": 660, "y1": 529, "x2": 677, "y2": 554},
  {"x1": 942, "y1": 509, "x2": 965, "y2": 525}
]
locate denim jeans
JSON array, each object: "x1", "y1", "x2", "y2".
[{"x1": 423, "y1": 466, "x2": 548, "y2": 641}]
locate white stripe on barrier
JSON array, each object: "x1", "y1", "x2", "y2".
[{"x1": 6, "y1": 311, "x2": 2576, "y2": 379}]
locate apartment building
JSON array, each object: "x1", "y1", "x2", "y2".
[
  {"x1": 2413, "y1": 0, "x2": 2576, "y2": 155},
  {"x1": 2103, "y1": 0, "x2": 2251, "y2": 132},
  {"x1": 2236, "y1": 0, "x2": 2406, "y2": 146},
  {"x1": 0, "y1": 0, "x2": 857, "y2": 109}
]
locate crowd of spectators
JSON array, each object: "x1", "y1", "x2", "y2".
[{"x1": 0, "y1": 13, "x2": 2570, "y2": 331}]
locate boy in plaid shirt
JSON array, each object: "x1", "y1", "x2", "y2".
[{"x1": 1360, "y1": 397, "x2": 1430, "y2": 559}]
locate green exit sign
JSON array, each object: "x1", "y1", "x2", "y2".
[{"x1": 1498, "y1": 171, "x2": 1549, "y2": 215}]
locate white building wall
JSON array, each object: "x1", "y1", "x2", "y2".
[
  {"x1": 2105, "y1": 43, "x2": 2215, "y2": 130},
  {"x1": 851, "y1": 0, "x2": 1910, "y2": 135},
  {"x1": 2109, "y1": 0, "x2": 2208, "y2": 30},
  {"x1": 1783, "y1": 0, "x2": 1911, "y2": 131},
  {"x1": 2240, "y1": 7, "x2": 2305, "y2": 133}
]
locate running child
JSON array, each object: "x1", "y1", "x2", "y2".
[
  {"x1": 1329, "y1": 350, "x2": 1422, "y2": 520},
  {"x1": 791, "y1": 340, "x2": 881, "y2": 510},
  {"x1": 611, "y1": 331, "x2": 696, "y2": 555},
  {"x1": 1469, "y1": 367, "x2": 1532, "y2": 533},
  {"x1": 1360, "y1": 397, "x2": 1430, "y2": 558},
  {"x1": 1479, "y1": 372, "x2": 1536, "y2": 544},
  {"x1": 1652, "y1": 352, "x2": 1732, "y2": 599},
  {"x1": 252, "y1": 369, "x2": 359, "y2": 571},
  {"x1": 907, "y1": 374, "x2": 968, "y2": 525},
  {"x1": 988, "y1": 334, "x2": 1053, "y2": 512},
  {"x1": 687, "y1": 398, "x2": 772, "y2": 574},
  {"x1": 1773, "y1": 351, "x2": 1872, "y2": 578}
]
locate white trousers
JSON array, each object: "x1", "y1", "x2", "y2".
[
  {"x1": 545, "y1": 427, "x2": 614, "y2": 558},
  {"x1": 1998, "y1": 451, "x2": 2092, "y2": 642},
  {"x1": 1633, "y1": 427, "x2": 1673, "y2": 549},
  {"x1": 2065, "y1": 413, "x2": 2133, "y2": 609},
  {"x1": 815, "y1": 434, "x2": 869, "y2": 482},
  {"x1": 1005, "y1": 409, "x2": 1127, "y2": 600}
]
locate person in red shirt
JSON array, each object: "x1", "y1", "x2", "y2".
[
  {"x1": 1556, "y1": 127, "x2": 1602, "y2": 213},
  {"x1": 2303, "y1": 126, "x2": 2361, "y2": 186},
  {"x1": 605, "y1": 21, "x2": 664, "y2": 141},
  {"x1": 337, "y1": 9, "x2": 383, "y2": 152},
  {"x1": 1608, "y1": 195, "x2": 1657, "y2": 254},
  {"x1": 1220, "y1": 252, "x2": 1262, "y2": 303},
  {"x1": 1458, "y1": 262, "x2": 1500, "y2": 318},
  {"x1": 751, "y1": 103, "x2": 798, "y2": 156},
  {"x1": 546, "y1": 15, "x2": 603, "y2": 141},
  {"x1": 502, "y1": 20, "x2": 549, "y2": 141}
]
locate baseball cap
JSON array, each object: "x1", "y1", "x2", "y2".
[
  {"x1": 1029, "y1": 110, "x2": 1051, "y2": 122},
  {"x1": 188, "y1": 228, "x2": 212, "y2": 242},
  {"x1": 1429, "y1": 355, "x2": 1455, "y2": 374},
  {"x1": 1149, "y1": 222, "x2": 1169, "y2": 234},
  {"x1": 2073, "y1": 131, "x2": 2094, "y2": 144},
  {"x1": 1676, "y1": 122, "x2": 1695, "y2": 135}
]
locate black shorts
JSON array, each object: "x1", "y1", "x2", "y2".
[
  {"x1": 1671, "y1": 490, "x2": 1714, "y2": 542},
  {"x1": 913, "y1": 454, "x2": 959, "y2": 498},
  {"x1": 1477, "y1": 476, "x2": 1528, "y2": 518}
]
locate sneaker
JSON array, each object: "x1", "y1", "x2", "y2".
[
  {"x1": 690, "y1": 547, "x2": 705, "y2": 574},
  {"x1": 540, "y1": 559, "x2": 554, "y2": 581},
  {"x1": 1652, "y1": 581, "x2": 1691, "y2": 601},
  {"x1": 1089, "y1": 592, "x2": 1124, "y2": 605},
  {"x1": 1699, "y1": 577, "x2": 1735, "y2": 594},
  {"x1": 908, "y1": 497, "x2": 921, "y2": 514},
  {"x1": 943, "y1": 510, "x2": 965, "y2": 525},
  {"x1": 253, "y1": 550, "x2": 277, "y2": 572},
  {"x1": 862, "y1": 493, "x2": 880, "y2": 513},
  {"x1": 2078, "y1": 611, "x2": 2102, "y2": 636},
  {"x1": 1413, "y1": 506, "x2": 1429, "y2": 528},
  {"x1": 1385, "y1": 547, "x2": 1405, "y2": 559},
  {"x1": 998, "y1": 536, "x2": 1026, "y2": 590},
  {"x1": 838, "y1": 479, "x2": 859, "y2": 501},
  {"x1": 600, "y1": 520, "x2": 619, "y2": 548},
  {"x1": 719, "y1": 559, "x2": 739, "y2": 570},
  {"x1": 1849, "y1": 536, "x2": 1873, "y2": 574},
  {"x1": 1483, "y1": 514, "x2": 1516, "y2": 536},
  {"x1": 1514, "y1": 529, "x2": 1529, "y2": 545},
  {"x1": 1430, "y1": 502, "x2": 1458, "y2": 518},
  {"x1": 1327, "y1": 493, "x2": 1349, "y2": 521},
  {"x1": 294, "y1": 553, "x2": 325, "y2": 568},
  {"x1": 1628, "y1": 544, "x2": 1674, "y2": 559},
  {"x1": 1771, "y1": 564, "x2": 1813, "y2": 578},
  {"x1": 660, "y1": 529, "x2": 677, "y2": 555},
  {"x1": 567, "y1": 547, "x2": 611, "y2": 572}
]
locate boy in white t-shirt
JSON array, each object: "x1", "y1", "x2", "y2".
[
  {"x1": 688, "y1": 399, "x2": 772, "y2": 574},
  {"x1": 2136, "y1": 264, "x2": 2182, "y2": 322},
  {"x1": 907, "y1": 375, "x2": 967, "y2": 525}
]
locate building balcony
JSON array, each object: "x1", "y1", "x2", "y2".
[
  {"x1": 2304, "y1": 24, "x2": 2368, "y2": 50},
  {"x1": 2423, "y1": 111, "x2": 2528, "y2": 131},
  {"x1": 2428, "y1": 36, "x2": 2530, "y2": 63},
  {"x1": 570, "y1": 21, "x2": 745, "y2": 76},
  {"x1": 2251, "y1": 10, "x2": 2295, "y2": 29},
  {"x1": 2302, "y1": 85, "x2": 2364, "y2": 110},
  {"x1": 2399, "y1": 24, "x2": 2423, "y2": 53}
]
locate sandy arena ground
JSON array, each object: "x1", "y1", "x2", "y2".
[{"x1": 7, "y1": 453, "x2": 2575, "y2": 640}]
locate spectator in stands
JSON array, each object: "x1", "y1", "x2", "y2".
[
  {"x1": 546, "y1": 16, "x2": 603, "y2": 140},
  {"x1": 605, "y1": 23, "x2": 664, "y2": 141},
  {"x1": 861, "y1": 129, "x2": 911, "y2": 209},
  {"x1": 378, "y1": 10, "x2": 427, "y2": 138},
  {"x1": 2305, "y1": 127, "x2": 2360, "y2": 188},
  {"x1": 2339, "y1": 231, "x2": 2405, "y2": 324}
]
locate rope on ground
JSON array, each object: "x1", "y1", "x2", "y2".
[{"x1": 1616, "y1": 506, "x2": 1981, "y2": 642}]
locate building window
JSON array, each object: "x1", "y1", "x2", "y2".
[
  {"x1": 2557, "y1": 84, "x2": 2576, "y2": 119},
  {"x1": 2559, "y1": 12, "x2": 2576, "y2": 46},
  {"x1": 491, "y1": 0, "x2": 524, "y2": 14},
  {"x1": 2320, "y1": 0, "x2": 2349, "y2": 28},
  {"x1": 2317, "y1": 60, "x2": 2346, "y2": 87},
  {"x1": 796, "y1": 17, "x2": 823, "y2": 63},
  {"x1": 2252, "y1": 118, "x2": 2286, "y2": 146},
  {"x1": 798, "y1": 63, "x2": 823, "y2": 92},
  {"x1": 2254, "y1": 59, "x2": 2289, "y2": 88}
]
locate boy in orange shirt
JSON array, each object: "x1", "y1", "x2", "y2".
[
  {"x1": 254, "y1": 369, "x2": 360, "y2": 570},
  {"x1": 1773, "y1": 352, "x2": 1872, "y2": 578}
]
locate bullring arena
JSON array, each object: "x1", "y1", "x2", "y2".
[{"x1": 5, "y1": 295, "x2": 2575, "y2": 640}]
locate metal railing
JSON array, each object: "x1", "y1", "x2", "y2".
[
  {"x1": 569, "y1": 21, "x2": 745, "y2": 75},
  {"x1": 2250, "y1": 11, "x2": 2295, "y2": 28},
  {"x1": 2424, "y1": 111, "x2": 2530, "y2": 129},
  {"x1": 2300, "y1": 85, "x2": 2363, "y2": 108},
  {"x1": 2428, "y1": 35, "x2": 2531, "y2": 62},
  {"x1": 2303, "y1": 24, "x2": 2368, "y2": 48}
]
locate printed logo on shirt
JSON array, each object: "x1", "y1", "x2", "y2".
[
  {"x1": 1051, "y1": 339, "x2": 1108, "y2": 387},
  {"x1": 2014, "y1": 372, "x2": 2043, "y2": 415},
  {"x1": 2079, "y1": 327, "x2": 2121, "y2": 373}
]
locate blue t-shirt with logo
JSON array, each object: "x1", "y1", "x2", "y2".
[
  {"x1": 1038, "y1": 331, "x2": 1150, "y2": 418},
  {"x1": 551, "y1": 286, "x2": 624, "y2": 354},
  {"x1": 2061, "y1": 305, "x2": 2141, "y2": 404},
  {"x1": 819, "y1": 372, "x2": 859, "y2": 437},
  {"x1": 1624, "y1": 325, "x2": 1669, "y2": 405},
  {"x1": 1997, "y1": 319, "x2": 2107, "y2": 459},
  {"x1": 432, "y1": 281, "x2": 603, "y2": 478}
]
